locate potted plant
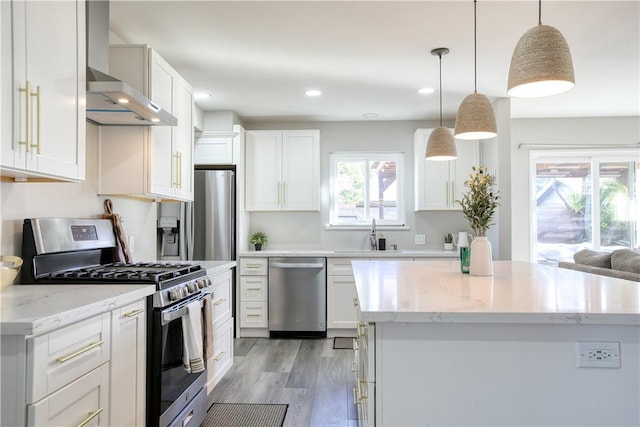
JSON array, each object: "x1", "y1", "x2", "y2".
[
  {"x1": 249, "y1": 231, "x2": 268, "y2": 251},
  {"x1": 456, "y1": 166, "x2": 500, "y2": 275},
  {"x1": 444, "y1": 233, "x2": 454, "y2": 251}
]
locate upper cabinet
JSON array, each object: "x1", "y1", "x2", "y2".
[
  {"x1": 98, "y1": 45, "x2": 194, "y2": 201},
  {"x1": 245, "y1": 130, "x2": 320, "y2": 211},
  {"x1": 414, "y1": 129, "x2": 480, "y2": 211},
  {"x1": 194, "y1": 125, "x2": 244, "y2": 165},
  {"x1": 1, "y1": 0, "x2": 86, "y2": 182}
]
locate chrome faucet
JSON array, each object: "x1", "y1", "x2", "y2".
[{"x1": 369, "y1": 218, "x2": 378, "y2": 251}]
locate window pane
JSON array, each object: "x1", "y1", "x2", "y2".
[
  {"x1": 368, "y1": 161, "x2": 398, "y2": 220},
  {"x1": 335, "y1": 160, "x2": 365, "y2": 221},
  {"x1": 535, "y1": 161, "x2": 592, "y2": 264},
  {"x1": 599, "y1": 162, "x2": 634, "y2": 250}
]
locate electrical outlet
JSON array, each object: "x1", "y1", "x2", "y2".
[
  {"x1": 577, "y1": 341, "x2": 620, "y2": 368},
  {"x1": 128, "y1": 235, "x2": 135, "y2": 254},
  {"x1": 415, "y1": 234, "x2": 426, "y2": 245}
]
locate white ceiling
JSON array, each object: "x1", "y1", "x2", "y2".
[{"x1": 109, "y1": 1, "x2": 640, "y2": 123}]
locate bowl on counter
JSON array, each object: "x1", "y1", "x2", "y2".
[{"x1": 1, "y1": 256, "x2": 23, "y2": 289}]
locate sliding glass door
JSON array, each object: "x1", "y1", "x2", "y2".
[{"x1": 532, "y1": 151, "x2": 638, "y2": 264}]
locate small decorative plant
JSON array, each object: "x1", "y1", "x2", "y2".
[
  {"x1": 456, "y1": 166, "x2": 500, "y2": 237},
  {"x1": 249, "y1": 231, "x2": 268, "y2": 250},
  {"x1": 444, "y1": 233, "x2": 453, "y2": 244}
]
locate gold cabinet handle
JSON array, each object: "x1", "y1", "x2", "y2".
[
  {"x1": 353, "y1": 339, "x2": 359, "y2": 350},
  {"x1": 352, "y1": 361, "x2": 358, "y2": 372},
  {"x1": 172, "y1": 152, "x2": 180, "y2": 187},
  {"x1": 31, "y1": 85, "x2": 41, "y2": 153},
  {"x1": 247, "y1": 314, "x2": 261, "y2": 317},
  {"x1": 56, "y1": 340, "x2": 104, "y2": 364},
  {"x1": 357, "y1": 322, "x2": 368, "y2": 338},
  {"x1": 213, "y1": 298, "x2": 226, "y2": 306},
  {"x1": 124, "y1": 308, "x2": 144, "y2": 318},
  {"x1": 283, "y1": 182, "x2": 286, "y2": 206},
  {"x1": 77, "y1": 408, "x2": 103, "y2": 427},
  {"x1": 177, "y1": 151, "x2": 182, "y2": 188},
  {"x1": 214, "y1": 350, "x2": 227, "y2": 361},
  {"x1": 359, "y1": 379, "x2": 368, "y2": 399},
  {"x1": 18, "y1": 81, "x2": 31, "y2": 151},
  {"x1": 353, "y1": 297, "x2": 359, "y2": 307},
  {"x1": 353, "y1": 386, "x2": 361, "y2": 404},
  {"x1": 246, "y1": 287, "x2": 261, "y2": 291}
]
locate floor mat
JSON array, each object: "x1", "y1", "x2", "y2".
[
  {"x1": 333, "y1": 337, "x2": 354, "y2": 349},
  {"x1": 202, "y1": 403, "x2": 288, "y2": 427}
]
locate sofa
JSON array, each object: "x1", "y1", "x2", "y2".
[{"x1": 558, "y1": 248, "x2": 640, "y2": 282}]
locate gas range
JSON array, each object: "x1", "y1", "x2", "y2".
[{"x1": 20, "y1": 218, "x2": 208, "y2": 308}]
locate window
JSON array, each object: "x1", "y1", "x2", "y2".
[
  {"x1": 329, "y1": 153, "x2": 405, "y2": 226},
  {"x1": 532, "y1": 150, "x2": 638, "y2": 264}
]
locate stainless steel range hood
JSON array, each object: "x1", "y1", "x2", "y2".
[{"x1": 86, "y1": 1, "x2": 177, "y2": 126}]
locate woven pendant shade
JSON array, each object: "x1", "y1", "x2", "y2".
[
  {"x1": 508, "y1": 24, "x2": 575, "y2": 97},
  {"x1": 454, "y1": 0, "x2": 497, "y2": 141},
  {"x1": 426, "y1": 47, "x2": 457, "y2": 161},
  {"x1": 454, "y1": 92, "x2": 497, "y2": 140},
  {"x1": 426, "y1": 126, "x2": 457, "y2": 161}
]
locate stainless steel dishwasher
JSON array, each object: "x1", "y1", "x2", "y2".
[{"x1": 268, "y1": 257, "x2": 327, "y2": 337}]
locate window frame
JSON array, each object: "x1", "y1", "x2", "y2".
[
  {"x1": 329, "y1": 152, "x2": 406, "y2": 228},
  {"x1": 530, "y1": 148, "x2": 639, "y2": 263}
]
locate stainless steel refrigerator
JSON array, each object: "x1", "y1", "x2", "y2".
[{"x1": 158, "y1": 168, "x2": 236, "y2": 262}]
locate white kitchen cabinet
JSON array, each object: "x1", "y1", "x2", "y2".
[
  {"x1": 1, "y1": 297, "x2": 147, "y2": 427},
  {"x1": 239, "y1": 257, "x2": 269, "y2": 332},
  {"x1": 98, "y1": 45, "x2": 194, "y2": 201},
  {"x1": 195, "y1": 125, "x2": 244, "y2": 165},
  {"x1": 353, "y1": 321, "x2": 375, "y2": 427},
  {"x1": 245, "y1": 130, "x2": 320, "y2": 211},
  {"x1": 205, "y1": 268, "x2": 234, "y2": 396},
  {"x1": 27, "y1": 364, "x2": 110, "y2": 427},
  {"x1": 414, "y1": 129, "x2": 479, "y2": 210},
  {"x1": 1, "y1": 0, "x2": 86, "y2": 182},
  {"x1": 109, "y1": 300, "x2": 146, "y2": 427},
  {"x1": 327, "y1": 258, "x2": 359, "y2": 330}
]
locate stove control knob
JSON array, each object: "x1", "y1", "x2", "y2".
[
  {"x1": 188, "y1": 282, "x2": 197, "y2": 293},
  {"x1": 168, "y1": 289, "x2": 179, "y2": 302},
  {"x1": 197, "y1": 279, "x2": 206, "y2": 289},
  {"x1": 181, "y1": 286, "x2": 189, "y2": 298}
]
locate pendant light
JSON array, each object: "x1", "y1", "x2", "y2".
[
  {"x1": 507, "y1": 0, "x2": 575, "y2": 97},
  {"x1": 426, "y1": 47, "x2": 457, "y2": 161},
  {"x1": 454, "y1": 0, "x2": 497, "y2": 141}
]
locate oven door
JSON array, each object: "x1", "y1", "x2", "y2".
[{"x1": 148, "y1": 292, "x2": 209, "y2": 427}]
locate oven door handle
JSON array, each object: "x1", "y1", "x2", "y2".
[{"x1": 161, "y1": 290, "x2": 211, "y2": 326}]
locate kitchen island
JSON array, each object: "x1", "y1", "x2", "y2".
[{"x1": 352, "y1": 260, "x2": 640, "y2": 427}]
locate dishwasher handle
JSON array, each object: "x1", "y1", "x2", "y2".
[{"x1": 270, "y1": 261, "x2": 324, "y2": 269}]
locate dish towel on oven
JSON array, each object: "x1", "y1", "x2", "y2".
[{"x1": 182, "y1": 300, "x2": 205, "y2": 373}]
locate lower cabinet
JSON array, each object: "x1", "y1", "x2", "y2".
[
  {"x1": 239, "y1": 258, "x2": 269, "y2": 333},
  {"x1": 1, "y1": 298, "x2": 146, "y2": 427},
  {"x1": 205, "y1": 268, "x2": 235, "y2": 397},
  {"x1": 110, "y1": 300, "x2": 146, "y2": 427},
  {"x1": 353, "y1": 321, "x2": 375, "y2": 427},
  {"x1": 27, "y1": 364, "x2": 110, "y2": 427}
]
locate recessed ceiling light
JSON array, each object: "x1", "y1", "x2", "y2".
[
  {"x1": 305, "y1": 89, "x2": 322, "y2": 97},
  {"x1": 418, "y1": 87, "x2": 435, "y2": 95},
  {"x1": 117, "y1": 97, "x2": 129, "y2": 104},
  {"x1": 193, "y1": 92, "x2": 211, "y2": 100},
  {"x1": 362, "y1": 113, "x2": 378, "y2": 118},
  {"x1": 151, "y1": 118, "x2": 160, "y2": 123}
]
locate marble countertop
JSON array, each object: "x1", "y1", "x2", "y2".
[
  {"x1": 352, "y1": 260, "x2": 640, "y2": 325},
  {"x1": 239, "y1": 249, "x2": 458, "y2": 258},
  {"x1": 0, "y1": 261, "x2": 237, "y2": 337},
  {"x1": 1, "y1": 284, "x2": 156, "y2": 336},
  {"x1": 196, "y1": 260, "x2": 237, "y2": 274}
]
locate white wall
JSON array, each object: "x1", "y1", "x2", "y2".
[
  {"x1": 1, "y1": 122, "x2": 158, "y2": 263},
  {"x1": 242, "y1": 119, "x2": 475, "y2": 251},
  {"x1": 510, "y1": 116, "x2": 640, "y2": 261}
]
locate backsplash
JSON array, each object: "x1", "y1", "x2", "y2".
[{"x1": 0, "y1": 123, "x2": 158, "y2": 262}]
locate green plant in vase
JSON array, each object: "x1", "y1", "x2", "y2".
[
  {"x1": 249, "y1": 231, "x2": 268, "y2": 251},
  {"x1": 456, "y1": 166, "x2": 500, "y2": 275}
]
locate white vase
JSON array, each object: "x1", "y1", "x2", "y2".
[{"x1": 469, "y1": 236, "x2": 493, "y2": 276}]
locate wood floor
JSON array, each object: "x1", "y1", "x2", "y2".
[{"x1": 208, "y1": 337, "x2": 359, "y2": 427}]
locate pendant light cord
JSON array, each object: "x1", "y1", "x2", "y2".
[
  {"x1": 473, "y1": 0, "x2": 478, "y2": 94},
  {"x1": 538, "y1": 0, "x2": 542, "y2": 25},
  {"x1": 438, "y1": 52, "x2": 443, "y2": 126}
]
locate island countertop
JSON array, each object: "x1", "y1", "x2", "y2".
[{"x1": 352, "y1": 259, "x2": 640, "y2": 325}]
